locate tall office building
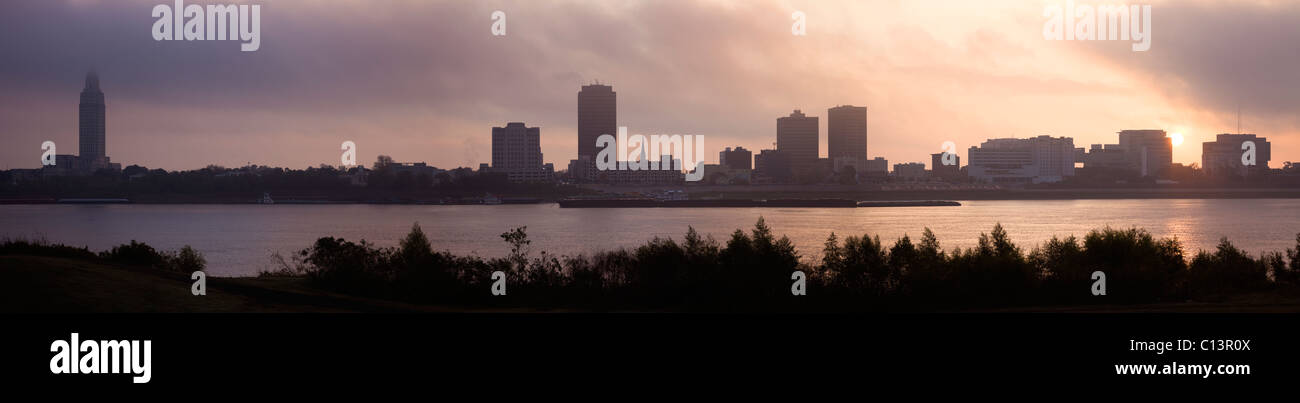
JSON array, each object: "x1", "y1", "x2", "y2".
[
  {"x1": 575, "y1": 84, "x2": 616, "y2": 183},
  {"x1": 79, "y1": 71, "x2": 106, "y2": 166},
  {"x1": 491, "y1": 122, "x2": 551, "y2": 183},
  {"x1": 776, "y1": 110, "x2": 819, "y2": 172},
  {"x1": 1117, "y1": 129, "x2": 1172, "y2": 178},
  {"x1": 1202, "y1": 133, "x2": 1270, "y2": 177},
  {"x1": 578, "y1": 84, "x2": 617, "y2": 159},
  {"x1": 827, "y1": 105, "x2": 867, "y2": 160}
]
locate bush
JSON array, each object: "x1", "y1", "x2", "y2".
[
  {"x1": 1188, "y1": 238, "x2": 1270, "y2": 298},
  {"x1": 278, "y1": 220, "x2": 1300, "y2": 311},
  {"x1": 163, "y1": 245, "x2": 206, "y2": 272},
  {"x1": 946, "y1": 224, "x2": 1037, "y2": 305},
  {"x1": 101, "y1": 240, "x2": 166, "y2": 268},
  {"x1": 0, "y1": 238, "x2": 96, "y2": 260}
]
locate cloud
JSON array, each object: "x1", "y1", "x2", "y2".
[
  {"x1": 1, "y1": 0, "x2": 1296, "y2": 170},
  {"x1": 1075, "y1": 0, "x2": 1300, "y2": 128}
]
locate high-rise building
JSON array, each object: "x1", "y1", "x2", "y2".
[
  {"x1": 79, "y1": 71, "x2": 106, "y2": 167},
  {"x1": 1117, "y1": 129, "x2": 1172, "y2": 178},
  {"x1": 967, "y1": 135, "x2": 1075, "y2": 184},
  {"x1": 719, "y1": 146, "x2": 753, "y2": 170},
  {"x1": 776, "y1": 109, "x2": 818, "y2": 172},
  {"x1": 491, "y1": 122, "x2": 552, "y2": 183},
  {"x1": 46, "y1": 71, "x2": 120, "y2": 175},
  {"x1": 1203, "y1": 133, "x2": 1271, "y2": 177},
  {"x1": 578, "y1": 84, "x2": 616, "y2": 160},
  {"x1": 577, "y1": 84, "x2": 616, "y2": 183},
  {"x1": 827, "y1": 105, "x2": 867, "y2": 160}
]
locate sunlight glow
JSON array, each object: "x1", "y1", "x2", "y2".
[{"x1": 1169, "y1": 132, "x2": 1184, "y2": 147}]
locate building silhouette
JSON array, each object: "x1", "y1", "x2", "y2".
[
  {"x1": 827, "y1": 105, "x2": 867, "y2": 160},
  {"x1": 49, "y1": 72, "x2": 119, "y2": 175},
  {"x1": 776, "y1": 109, "x2": 819, "y2": 173},
  {"x1": 1117, "y1": 129, "x2": 1171, "y2": 178},
  {"x1": 79, "y1": 71, "x2": 106, "y2": 165},
  {"x1": 1080, "y1": 143, "x2": 1128, "y2": 171},
  {"x1": 490, "y1": 122, "x2": 553, "y2": 183},
  {"x1": 575, "y1": 84, "x2": 616, "y2": 182},
  {"x1": 754, "y1": 149, "x2": 792, "y2": 183},
  {"x1": 930, "y1": 152, "x2": 962, "y2": 180},
  {"x1": 863, "y1": 157, "x2": 889, "y2": 178},
  {"x1": 1203, "y1": 133, "x2": 1270, "y2": 178},
  {"x1": 967, "y1": 135, "x2": 1075, "y2": 184},
  {"x1": 893, "y1": 162, "x2": 927, "y2": 180},
  {"x1": 719, "y1": 146, "x2": 752, "y2": 170}
]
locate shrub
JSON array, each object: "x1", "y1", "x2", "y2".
[
  {"x1": 101, "y1": 240, "x2": 166, "y2": 268},
  {"x1": 163, "y1": 245, "x2": 206, "y2": 272},
  {"x1": 0, "y1": 238, "x2": 96, "y2": 260},
  {"x1": 1188, "y1": 238, "x2": 1270, "y2": 298},
  {"x1": 1083, "y1": 228, "x2": 1186, "y2": 302}
]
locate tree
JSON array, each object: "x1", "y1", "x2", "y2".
[
  {"x1": 500, "y1": 226, "x2": 530, "y2": 265},
  {"x1": 373, "y1": 155, "x2": 395, "y2": 171},
  {"x1": 400, "y1": 222, "x2": 433, "y2": 262},
  {"x1": 122, "y1": 165, "x2": 149, "y2": 177}
]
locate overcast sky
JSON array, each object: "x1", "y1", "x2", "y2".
[{"x1": 1, "y1": 0, "x2": 1297, "y2": 170}]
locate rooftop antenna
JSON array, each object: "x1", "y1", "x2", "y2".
[{"x1": 1237, "y1": 104, "x2": 1242, "y2": 134}]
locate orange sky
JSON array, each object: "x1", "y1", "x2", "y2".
[{"x1": 1, "y1": 0, "x2": 1296, "y2": 170}]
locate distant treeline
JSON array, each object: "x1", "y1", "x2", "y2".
[
  {"x1": 0, "y1": 164, "x2": 578, "y2": 201},
  {"x1": 0, "y1": 238, "x2": 205, "y2": 273},
  {"x1": 269, "y1": 219, "x2": 1300, "y2": 310}
]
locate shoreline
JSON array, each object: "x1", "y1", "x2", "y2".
[{"x1": 3, "y1": 188, "x2": 1300, "y2": 204}]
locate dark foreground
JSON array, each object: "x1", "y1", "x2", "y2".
[
  {"x1": 5, "y1": 216, "x2": 1300, "y2": 312},
  {"x1": 5, "y1": 253, "x2": 1300, "y2": 313}
]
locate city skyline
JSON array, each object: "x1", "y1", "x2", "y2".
[
  {"x1": 26, "y1": 70, "x2": 1276, "y2": 182},
  {"x1": 2, "y1": 0, "x2": 1299, "y2": 171}
]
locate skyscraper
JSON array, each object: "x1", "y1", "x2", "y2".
[
  {"x1": 576, "y1": 84, "x2": 616, "y2": 183},
  {"x1": 777, "y1": 109, "x2": 818, "y2": 172},
  {"x1": 578, "y1": 84, "x2": 616, "y2": 160},
  {"x1": 827, "y1": 105, "x2": 867, "y2": 160},
  {"x1": 79, "y1": 71, "x2": 106, "y2": 167}
]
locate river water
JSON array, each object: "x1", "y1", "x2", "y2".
[{"x1": 2, "y1": 199, "x2": 1296, "y2": 276}]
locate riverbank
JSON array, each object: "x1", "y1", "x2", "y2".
[
  {"x1": 0, "y1": 255, "x2": 509, "y2": 313},
  {"x1": 5, "y1": 186, "x2": 1300, "y2": 204},
  {"x1": 5, "y1": 252, "x2": 1300, "y2": 313},
  {"x1": 8, "y1": 217, "x2": 1299, "y2": 312}
]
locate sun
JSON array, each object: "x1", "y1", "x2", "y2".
[{"x1": 1168, "y1": 132, "x2": 1184, "y2": 147}]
